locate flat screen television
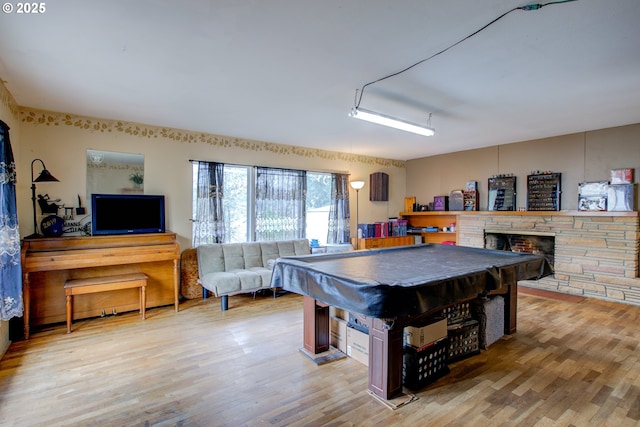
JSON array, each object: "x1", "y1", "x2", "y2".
[{"x1": 91, "y1": 193, "x2": 165, "y2": 235}]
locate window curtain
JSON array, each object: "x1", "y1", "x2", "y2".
[
  {"x1": 327, "y1": 173, "x2": 350, "y2": 244},
  {"x1": 255, "y1": 167, "x2": 306, "y2": 241},
  {"x1": 193, "y1": 161, "x2": 225, "y2": 245},
  {"x1": 0, "y1": 120, "x2": 23, "y2": 320}
]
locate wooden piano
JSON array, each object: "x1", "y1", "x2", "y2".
[{"x1": 21, "y1": 232, "x2": 180, "y2": 339}]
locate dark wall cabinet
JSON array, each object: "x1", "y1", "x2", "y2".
[{"x1": 370, "y1": 172, "x2": 389, "y2": 201}]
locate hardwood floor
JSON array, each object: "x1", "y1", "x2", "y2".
[{"x1": 1, "y1": 288, "x2": 640, "y2": 426}]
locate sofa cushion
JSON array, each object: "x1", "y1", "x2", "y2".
[
  {"x1": 260, "y1": 241, "x2": 280, "y2": 267},
  {"x1": 276, "y1": 240, "x2": 296, "y2": 257},
  {"x1": 247, "y1": 266, "x2": 273, "y2": 285},
  {"x1": 293, "y1": 239, "x2": 311, "y2": 255},
  {"x1": 232, "y1": 269, "x2": 262, "y2": 291},
  {"x1": 200, "y1": 271, "x2": 240, "y2": 295},
  {"x1": 197, "y1": 245, "x2": 225, "y2": 277},
  {"x1": 243, "y1": 243, "x2": 263, "y2": 269},
  {"x1": 222, "y1": 244, "x2": 245, "y2": 271}
]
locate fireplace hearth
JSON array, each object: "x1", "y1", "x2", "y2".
[{"x1": 484, "y1": 231, "x2": 555, "y2": 267}]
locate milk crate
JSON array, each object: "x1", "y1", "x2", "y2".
[
  {"x1": 447, "y1": 319, "x2": 480, "y2": 363},
  {"x1": 441, "y1": 301, "x2": 473, "y2": 324},
  {"x1": 402, "y1": 338, "x2": 450, "y2": 390}
]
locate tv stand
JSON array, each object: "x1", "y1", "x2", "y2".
[{"x1": 21, "y1": 232, "x2": 180, "y2": 339}]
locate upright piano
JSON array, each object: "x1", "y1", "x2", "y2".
[{"x1": 21, "y1": 232, "x2": 180, "y2": 338}]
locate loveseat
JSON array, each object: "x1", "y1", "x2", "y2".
[{"x1": 189, "y1": 239, "x2": 311, "y2": 310}]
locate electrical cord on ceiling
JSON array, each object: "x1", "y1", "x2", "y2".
[{"x1": 354, "y1": 0, "x2": 579, "y2": 109}]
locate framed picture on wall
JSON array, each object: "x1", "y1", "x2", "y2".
[
  {"x1": 578, "y1": 181, "x2": 608, "y2": 211},
  {"x1": 488, "y1": 176, "x2": 516, "y2": 211}
]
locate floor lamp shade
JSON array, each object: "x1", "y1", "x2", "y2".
[
  {"x1": 27, "y1": 159, "x2": 59, "y2": 238},
  {"x1": 350, "y1": 180, "x2": 365, "y2": 239}
]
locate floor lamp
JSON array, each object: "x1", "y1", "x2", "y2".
[
  {"x1": 26, "y1": 159, "x2": 59, "y2": 239},
  {"x1": 350, "y1": 180, "x2": 365, "y2": 238}
]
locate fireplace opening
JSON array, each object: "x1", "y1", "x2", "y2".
[{"x1": 484, "y1": 231, "x2": 555, "y2": 267}]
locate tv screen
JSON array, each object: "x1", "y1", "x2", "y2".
[{"x1": 91, "y1": 194, "x2": 165, "y2": 235}]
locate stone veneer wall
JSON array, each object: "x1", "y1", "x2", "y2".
[{"x1": 457, "y1": 212, "x2": 640, "y2": 305}]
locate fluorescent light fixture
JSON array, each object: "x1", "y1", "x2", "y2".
[{"x1": 349, "y1": 107, "x2": 435, "y2": 136}]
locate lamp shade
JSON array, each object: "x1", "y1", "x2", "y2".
[
  {"x1": 350, "y1": 180, "x2": 365, "y2": 190},
  {"x1": 31, "y1": 158, "x2": 60, "y2": 183},
  {"x1": 33, "y1": 168, "x2": 59, "y2": 183}
]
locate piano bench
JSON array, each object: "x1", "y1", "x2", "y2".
[{"x1": 64, "y1": 273, "x2": 148, "y2": 334}]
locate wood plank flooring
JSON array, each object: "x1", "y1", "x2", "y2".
[{"x1": 1, "y1": 288, "x2": 640, "y2": 426}]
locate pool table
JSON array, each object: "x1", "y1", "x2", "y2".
[{"x1": 271, "y1": 244, "x2": 552, "y2": 400}]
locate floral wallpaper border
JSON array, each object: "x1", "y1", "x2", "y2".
[
  {"x1": 19, "y1": 108, "x2": 406, "y2": 169},
  {"x1": 0, "y1": 80, "x2": 20, "y2": 121}
]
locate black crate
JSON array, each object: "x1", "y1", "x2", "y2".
[
  {"x1": 447, "y1": 319, "x2": 480, "y2": 363},
  {"x1": 403, "y1": 338, "x2": 450, "y2": 390},
  {"x1": 441, "y1": 302, "x2": 473, "y2": 325}
]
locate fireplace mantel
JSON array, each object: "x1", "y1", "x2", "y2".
[{"x1": 460, "y1": 210, "x2": 638, "y2": 217}]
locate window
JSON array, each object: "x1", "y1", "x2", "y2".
[
  {"x1": 306, "y1": 172, "x2": 332, "y2": 245},
  {"x1": 222, "y1": 165, "x2": 251, "y2": 243},
  {"x1": 192, "y1": 164, "x2": 338, "y2": 245}
]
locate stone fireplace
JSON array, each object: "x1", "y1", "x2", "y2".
[
  {"x1": 456, "y1": 211, "x2": 640, "y2": 305},
  {"x1": 484, "y1": 231, "x2": 555, "y2": 267}
]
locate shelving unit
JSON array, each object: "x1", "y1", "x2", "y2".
[
  {"x1": 352, "y1": 235, "x2": 416, "y2": 250},
  {"x1": 399, "y1": 212, "x2": 459, "y2": 244}
]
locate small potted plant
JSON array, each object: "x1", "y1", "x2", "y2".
[{"x1": 129, "y1": 172, "x2": 144, "y2": 188}]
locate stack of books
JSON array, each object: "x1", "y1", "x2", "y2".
[{"x1": 357, "y1": 219, "x2": 408, "y2": 238}]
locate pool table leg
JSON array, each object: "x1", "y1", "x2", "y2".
[
  {"x1": 505, "y1": 282, "x2": 517, "y2": 334},
  {"x1": 303, "y1": 296, "x2": 330, "y2": 354},
  {"x1": 368, "y1": 317, "x2": 404, "y2": 400}
]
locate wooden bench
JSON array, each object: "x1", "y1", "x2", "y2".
[{"x1": 64, "y1": 273, "x2": 148, "y2": 334}]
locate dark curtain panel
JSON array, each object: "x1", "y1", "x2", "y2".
[
  {"x1": 0, "y1": 120, "x2": 23, "y2": 320},
  {"x1": 327, "y1": 173, "x2": 350, "y2": 244},
  {"x1": 193, "y1": 161, "x2": 225, "y2": 245},
  {"x1": 255, "y1": 167, "x2": 306, "y2": 241}
]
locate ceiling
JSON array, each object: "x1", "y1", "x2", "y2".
[{"x1": 1, "y1": 0, "x2": 639, "y2": 161}]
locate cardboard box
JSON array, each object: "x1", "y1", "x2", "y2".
[
  {"x1": 330, "y1": 306, "x2": 347, "y2": 321},
  {"x1": 404, "y1": 318, "x2": 447, "y2": 349},
  {"x1": 346, "y1": 327, "x2": 369, "y2": 366},
  {"x1": 330, "y1": 316, "x2": 347, "y2": 353}
]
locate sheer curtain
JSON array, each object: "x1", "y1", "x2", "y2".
[
  {"x1": 193, "y1": 161, "x2": 225, "y2": 245},
  {"x1": 327, "y1": 173, "x2": 350, "y2": 244},
  {"x1": 255, "y1": 167, "x2": 306, "y2": 241},
  {"x1": 0, "y1": 120, "x2": 23, "y2": 320}
]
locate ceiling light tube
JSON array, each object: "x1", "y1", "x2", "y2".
[{"x1": 349, "y1": 107, "x2": 435, "y2": 136}]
